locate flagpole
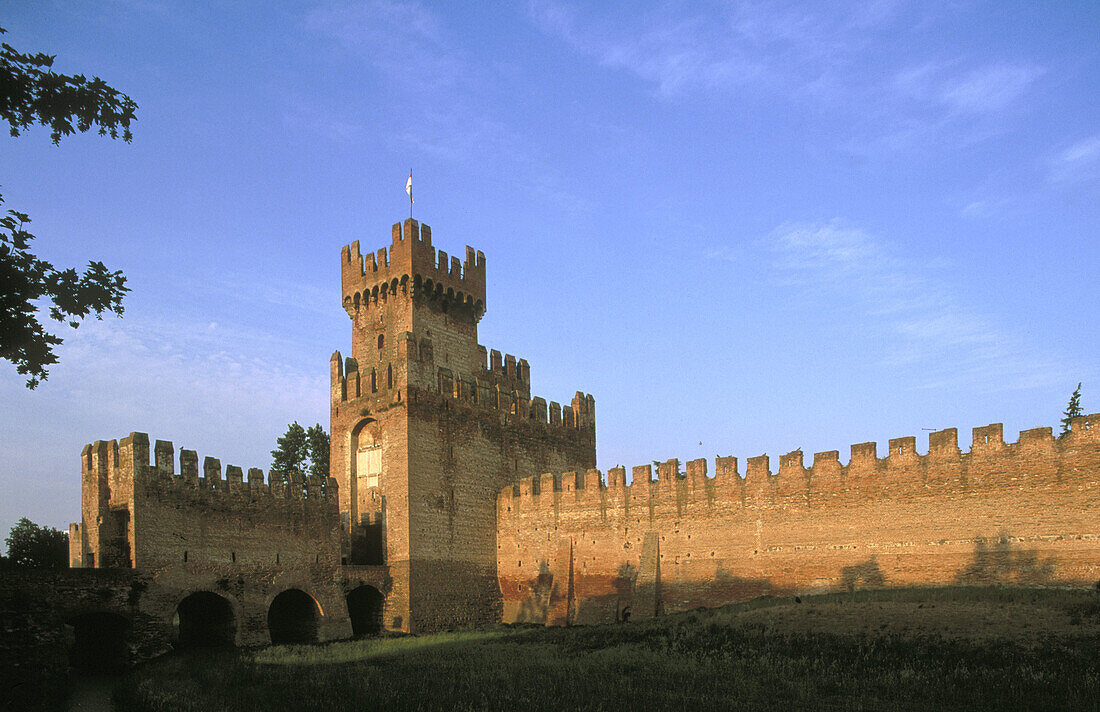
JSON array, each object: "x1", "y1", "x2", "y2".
[{"x1": 409, "y1": 169, "x2": 413, "y2": 221}]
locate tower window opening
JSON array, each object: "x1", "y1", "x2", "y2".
[
  {"x1": 387, "y1": 364, "x2": 393, "y2": 388},
  {"x1": 377, "y1": 334, "x2": 384, "y2": 349},
  {"x1": 183, "y1": 550, "x2": 188, "y2": 562},
  {"x1": 231, "y1": 551, "x2": 236, "y2": 563}
]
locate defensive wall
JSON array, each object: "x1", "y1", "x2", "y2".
[
  {"x1": 63, "y1": 433, "x2": 395, "y2": 658},
  {"x1": 497, "y1": 415, "x2": 1100, "y2": 625}
]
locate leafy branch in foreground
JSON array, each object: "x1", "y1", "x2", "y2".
[
  {"x1": 0, "y1": 27, "x2": 136, "y2": 143},
  {"x1": 0, "y1": 202, "x2": 128, "y2": 387},
  {"x1": 0, "y1": 26, "x2": 136, "y2": 387}
]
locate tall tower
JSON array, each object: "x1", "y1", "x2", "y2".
[{"x1": 331, "y1": 218, "x2": 596, "y2": 632}]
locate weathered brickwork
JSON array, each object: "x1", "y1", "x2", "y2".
[
  {"x1": 497, "y1": 417, "x2": 1100, "y2": 624},
  {"x1": 50, "y1": 213, "x2": 1099, "y2": 661},
  {"x1": 332, "y1": 219, "x2": 595, "y2": 632},
  {"x1": 72, "y1": 432, "x2": 352, "y2": 644}
]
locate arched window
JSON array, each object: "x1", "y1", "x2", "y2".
[
  {"x1": 377, "y1": 334, "x2": 384, "y2": 349},
  {"x1": 352, "y1": 420, "x2": 382, "y2": 491}
]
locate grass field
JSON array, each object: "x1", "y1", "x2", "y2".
[{"x1": 114, "y1": 586, "x2": 1100, "y2": 712}]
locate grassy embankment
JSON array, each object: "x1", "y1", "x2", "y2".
[{"x1": 115, "y1": 586, "x2": 1099, "y2": 712}]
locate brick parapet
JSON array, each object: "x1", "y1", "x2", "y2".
[
  {"x1": 82, "y1": 432, "x2": 340, "y2": 508},
  {"x1": 341, "y1": 219, "x2": 486, "y2": 319},
  {"x1": 498, "y1": 414, "x2": 1100, "y2": 521},
  {"x1": 497, "y1": 414, "x2": 1100, "y2": 625}
]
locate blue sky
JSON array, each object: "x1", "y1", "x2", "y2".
[{"x1": 2, "y1": 1, "x2": 1098, "y2": 543}]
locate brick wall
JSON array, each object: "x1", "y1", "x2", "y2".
[{"x1": 497, "y1": 416, "x2": 1100, "y2": 624}]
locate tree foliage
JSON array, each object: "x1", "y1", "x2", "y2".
[
  {"x1": 1060, "y1": 382, "x2": 1083, "y2": 438},
  {"x1": 271, "y1": 422, "x2": 330, "y2": 494},
  {"x1": 0, "y1": 26, "x2": 135, "y2": 388},
  {"x1": 0, "y1": 28, "x2": 136, "y2": 144},
  {"x1": 4, "y1": 517, "x2": 68, "y2": 568}
]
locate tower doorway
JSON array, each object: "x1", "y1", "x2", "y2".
[{"x1": 346, "y1": 585, "x2": 385, "y2": 636}]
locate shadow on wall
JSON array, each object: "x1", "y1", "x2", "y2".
[
  {"x1": 955, "y1": 534, "x2": 1056, "y2": 585},
  {"x1": 841, "y1": 557, "x2": 886, "y2": 592},
  {"x1": 571, "y1": 561, "x2": 782, "y2": 624},
  {"x1": 613, "y1": 562, "x2": 637, "y2": 622},
  {"x1": 514, "y1": 561, "x2": 556, "y2": 624}
]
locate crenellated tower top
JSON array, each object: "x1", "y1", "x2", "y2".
[{"x1": 341, "y1": 218, "x2": 486, "y2": 321}]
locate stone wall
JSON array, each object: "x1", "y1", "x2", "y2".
[
  {"x1": 497, "y1": 415, "x2": 1100, "y2": 624},
  {"x1": 73, "y1": 432, "x2": 351, "y2": 644}
]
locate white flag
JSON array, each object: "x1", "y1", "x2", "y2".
[{"x1": 405, "y1": 172, "x2": 413, "y2": 203}]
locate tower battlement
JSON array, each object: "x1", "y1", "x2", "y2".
[
  {"x1": 341, "y1": 218, "x2": 486, "y2": 319},
  {"x1": 81, "y1": 433, "x2": 338, "y2": 503}
]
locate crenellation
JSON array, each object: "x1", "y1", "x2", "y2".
[
  {"x1": 57, "y1": 213, "x2": 1098, "y2": 643},
  {"x1": 657, "y1": 459, "x2": 679, "y2": 483},
  {"x1": 225, "y1": 465, "x2": 244, "y2": 492},
  {"x1": 154, "y1": 440, "x2": 174, "y2": 476},
  {"x1": 715, "y1": 455, "x2": 738, "y2": 479},
  {"x1": 928, "y1": 427, "x2": 959, "y2": 458},
  {"x1": 538, "y1": 473, "x2": 558, "y2": 500},
  {"x1": 686, "y1": 458, "x2": 707, "y2": 480},
  {"x1": 849, "y1": 441, "x2": 878, "y2": 469},
  {"x1": 779, "y1": 450, "x2": 804, "y2": 475},
  {"x1": 180, "y1": 449, "x2": 198, "y2": 483},
  {"x1": 1019, "y1": 426, "x2": 1054, "y2": 449},
  {"x1": 1069, "y1": 413, "x2": 1098, "y2": 441},
  {"x1": 972, "y1": 423, "x2": 1005, "y2": 451},
  {"x1": 746, "y1": 454, "x2": 771, "y2": 480}
]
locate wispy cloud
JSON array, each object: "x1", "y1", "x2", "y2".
[
  {"x1": 531, "y1": 2, "x2": 1045, "y2": 157},
  {"x1": 1050, "y1": 134, "x2": 1100, "y2": 183},
  {"x1": 769, "y1": 220, "x2": 1073, "y2": 391},
  {"x1": 0, "y1": 312, "x2": 329, "y2": 535},
  {"x1": 527, "y1": 0, "x2": 867, "y2": 98},
  {"x1": 939, "y1": 63, "x2": 1044, "y2": 114},
  {"x1": 893, "y1": 60, "x2": 1043, "y2": 114},
  {"x1": 305, "y1": 0, "x2": 459, "y2": 90}
]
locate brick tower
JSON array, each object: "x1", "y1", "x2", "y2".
[{"x1": 331, "y1": 218, "x2": 596, "y2": 632}]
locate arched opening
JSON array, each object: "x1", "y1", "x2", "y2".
[
  {"x1": 268, "y1": 589, "x2": 320, "y2": 644},
  {"x1": 68, "y1": 612, "x2": 130, "y2": 673},
  {"x1": 346, "y1": 585, "x2": 385, "y2": 637},
  {"x1": 176, "y1": 591, "x2": 236, "y2": 648},
  {"x1": 349, "y1": 419, "x2": 385, "y2": 565}
]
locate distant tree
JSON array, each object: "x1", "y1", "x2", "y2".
[
  {"x1": 4, "y1": 517, "x2": 68, "y2": 568},
  {"x1": 305, "y1": 423, "x2": 330, "y2": 480},
  {"x1": 271, "y1": 422, "x2": 330, "y2": 495},
  {"x1": 0, "y1": 26, "x2": 136, "y2": 388},
  {"x1": 1060, "y1": 383, "x2": 1083, "y2": 438}
]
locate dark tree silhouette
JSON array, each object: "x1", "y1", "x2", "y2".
[
  {"x1": 4, "y1": 517, "x2": 68, "y2": 568},
  {"x1": 1060, "y1": 382, "x2": 1083, "y2": 438},
  {"x1": 0, "y1": 27, "x2": 136, "y2": 387},
  {"x1": 271, "y1": 422, "x2": 330, "y2": 495}
]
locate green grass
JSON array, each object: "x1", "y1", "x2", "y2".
[{"x1": 113, "y1": 586, "x2": 1100, "y2": 712}]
